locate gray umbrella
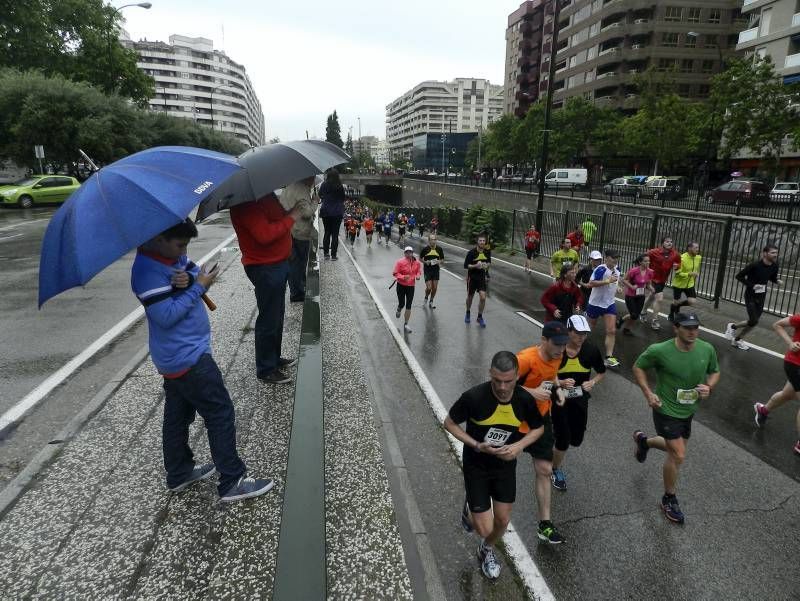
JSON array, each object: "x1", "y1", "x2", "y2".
[{"x1": 195, "y1": 140, "x2": 350, "y2": 222}]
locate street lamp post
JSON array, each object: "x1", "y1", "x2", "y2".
[
  {"x1": 688, "y1": 31, "x2": 724, "y2": 191},
  {"x1": 107, "y1": 2, "x2": 152, "y2": 92}
]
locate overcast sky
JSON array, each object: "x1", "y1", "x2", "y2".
[{"x1": 119, "y1": 0, "x2": 512, "y2": 142}]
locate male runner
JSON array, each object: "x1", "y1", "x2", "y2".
[
  {"x1": 375, "y1": 212, "x2": 384, "y2": 243},
  {"x1": 668, "y1": 242, "x2": 701, "y2": 323},
  {"x1": 445, "y1": 351, "x2": 545, "y2": 580},
  {"x1": 550, "y1": 238, "x2": 579, "y2": 279},
  {"x1": 550, "y1": 315, "x2": 606, "y2": 491},
  {"x1": 632, "y1": 312, "x2": 720, "y2": 524},
  {"x1": 577, "y1": 250, "x2": 603, "y2": 299},
  {"x1": 398, "y1": 213, "x2": 408, "y2": 245},
  {"x1": 643, "y1": 237, "x2": 681, "y2": 331},
  {"x1": 345, "y1": 215, "x2": 358, "y2": 248},
  {"x1": 517, "y1": 321, "x2": 569, "y2": 543},
  {"x1": 408, "y1": 214, "x2": 417, "y2": 238},
  {"x1": 464, "y1": 234, "x2": 491, "y2": 327},
  {"x1": 363, "y1": 214, "x2": 375, "y2": 246},
  {"x1": 726, "y1": 244, "x2": 782, "y2": 351},
  {"x1": 382, "y1": 213, "x2": 393, "y2": 246},
  {"x1": 586, "y1": 248, "x2": 622, "y2": 368},
  {"x1": 754, "y1": 314, "x2": 800, "y2": 455},
  {"x1": 420, "y1": 234, "x2": 445, "y2": 308}
]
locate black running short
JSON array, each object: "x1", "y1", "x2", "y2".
[
  {"x1": 398, "y1": 226, "x2": 406, "y2": 235},
  {"x1": 625, "y1": 295, "x2": 646, "y2": 320},
  {"x1": 396, "y1": 283, "x2": 415, "y2": 310},
  {"x1": 784, "y1": 360, "x2": 800, "y2": 391},
  {"x1": 423, "y1": 266, "x2": 440, "y2": 282},
  {"x1": 672, "y1": 286, "x2": 696, "y2": 300},
  {"x1": 463, "y1": 459, "x2": 516, "y2": 513},
  {"x1": 652, "y1": 409, "x2": 693, "y2": 440},
  {"x1": 467, "y1": 274, "x2": 487, "y2": 295},
  {"x1": 551, "y1": 396, "x2": 589, "y2": 451},
  {"x1": 524, "y1": 415, "x2": 554, "y2": 461},
  {"x1": 652, "y1": 282, "x2": 666, "y2": 294},
  {"x1": 525, "y1": 248, "x2": 536, "y2": 259}
]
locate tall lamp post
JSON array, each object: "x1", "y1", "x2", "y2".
[
  {"x1": 210, "y1": 85, "x2": 233, "y2": 131},
  {"x1": 107, "y1": 2, "x2": 152, "y2": 92},
  {"x1": 688, "y1": 31, "x2": 724, "y2": 190},
  {"x1": 535, "y1": 0, "x2": 563, "y2": 235}
]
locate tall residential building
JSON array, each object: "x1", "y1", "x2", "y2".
[
  {"x1": 504, "y1": 1, "x2": 548, "y2": 117},
  {"x1": 122, "y1": 34, "x2": 266, "y2": 146},
  {"x1": 735, "y1": 0, "x2": 800, "y2": 85},
  {"x1": 385, "y1": 78, "x2": 504, "y2": 161},
  {"x1": 504, "y1": 1, "x2": 746, "y2": 116}
]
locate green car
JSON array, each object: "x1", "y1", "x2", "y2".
[{"x1": 0, "y1": 175, "x2": 81, "y2": 208}]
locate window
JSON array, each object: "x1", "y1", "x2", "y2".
[
  {"x1": 685, "y1": 34, "x2": 696, "y2": 48},
  {"x1": 686, "y1": 7, "x2": 700, "y2": 23},
  {"x1": 658, "y1": 58, "x2": 676, "y2": 71},
  {"x1": 665, "y1": 6, "x2": 682, "y2": 22},
  {"x1": 701, "y1": 60, "x2": 714, "y2": 73},
  {"x1": 705, "y1": 35, "x2": 718, "y2": 48},
  {"x1": 680, "y1": 59, "x2": 694, "y2": 73},
  {"x1": 708, "y1": 8, "x2": 721, "y2": 24},
  {"x1": 662, "y1": 32, "x2": 679, "y2": 47},
  {"x1": 760, "y1": 8, "x2": 772, "y2": 35}
]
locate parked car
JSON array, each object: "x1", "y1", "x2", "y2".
[
  {"x1": 0, "y1": 175, "x2": 81, "y2": 208},
  {"x1": 770, "y1": 182, "x2": 800, "y2": 203},
  {"x1": 544, "y1": 168, "x2": 588, "y2": 189},
  {"x1": 603, "y1": 177, "x2": 643, "y2": 197},
  {"x1": 706, "y1": 180, "x2": 770, "y2": 205},
  {"x1": 638, "y1": 177, "x2": 686, "y2": 201}
]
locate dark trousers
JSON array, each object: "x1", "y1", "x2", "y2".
[
  {"x1": 245, "y1": 261, "x2": 289, "y2": 378},
  {"x1": 322, "y1": 216, "x2": 342, "y2": 258},
  {"x1": 162, "y1": 353, "x2": 246, "y2": 495},
  {"x1": 288, "y1": 237, "x2": 311, "y2": 300}
]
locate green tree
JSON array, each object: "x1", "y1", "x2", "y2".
[
  {"x1": 551, "y1": 97, "x2": 618, "y2": 165},
  {"x1": 345, "y1": 131, "x2": 353, "y2": 156},
  {"x1": 268, "y1": 136, "x2": 280, "y2": 144},
  {"x1": 325, "y1": 110, "x2": 343, "y2": 148},
  {"x1": 482, "y1": 114, "x2": 518, "y2": 168},
  {"x1": 0, "y1": 0, "x2": 154, "y2": 105}
]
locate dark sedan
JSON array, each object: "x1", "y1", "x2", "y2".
[{"x1": 706, "y1": 180, "x2": 770, "y2": 205}]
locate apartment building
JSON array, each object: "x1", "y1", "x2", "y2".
[
  {"x1": 504, "y1": 1, "x2": 548, "y2": 117},
  {"x1": 385, "y1": 78, "x2": 504, "y2": 160},
  {"x1": 735, "y1": 0, "x2": 800, "y2": 84},
  {"x1": 122, "y1": 34, "x2": 266, "y2": 146},
  {"x1": 505, "y1": 1, "x2": 745, "y2": 116}
]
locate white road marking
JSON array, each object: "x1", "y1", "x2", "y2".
[
  {"x1": 342, "y1": 244, "x2": 555, "y2": 601},
  {"x1": 442, "y1": 267, "x2": 463, "y2": 280},
  {"x1": 438, "y1": 239, "x2": 785, "y2": 359},
  {"x1": 516, "y1": 312, "x2": 544, "y2": 328},
  {"x1": 0, "y1": 233, "x2": 23, "y2": 242},
  {"x1": 0, "y1": 218, "x2": 49, "y2": 233},
  {"x1": 0, "y1": 232, "x2": 238, "y2": 436}
]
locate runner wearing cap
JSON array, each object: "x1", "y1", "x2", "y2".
[
  {"x1": 752, "y1": 314, "x2": 800, "y2": 456},
  {"x1": 668, "y1": 242, "x2": 701, "y2": 323},
  {"x1": 643, "y1": 237, "x2": 681, "y2": 331},
  {"x1": 392, "y1": 246, "x2": 421, "y2": 333},
  {"x1": 632, "y1": 312, "x2": 720, "y2": 524},
  {"x1": 550, "y1": 315, "x2": 606, "y2": 491},
  {"x1": 586, "y1": 249, "x2": 622, "y2": 368},
  {"x1": 445, "y1": 351, "x2": 545, "y2": 580},
  {"x1": 420, "y1": 234, "x2": 445, "y2": 309},
  {"x1": 578, "y1": 251, "x2": 603, "y2": 299},
  {"x1": 464, "y1": 234, "x2": 491, "y2": 327},
  {"x1": 516, "y1": 321, "x2": 570, "y2": 544}
]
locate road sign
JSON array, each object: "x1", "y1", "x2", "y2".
[{"x1": 34, "y1": 145, "x2": 45, "y2": 159}]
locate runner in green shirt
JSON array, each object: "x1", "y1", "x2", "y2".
[
  {"x1": 631, "y1": 312, "x2": 720, "y2": 525},
  {"x1": 550, "y1": 238, "x2": 579, "y2": 279},
  {"x1": 581, "y1": 219, "x2": 597, "y2": 243}
]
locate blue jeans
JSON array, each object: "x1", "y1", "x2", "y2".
[
  {"x1": 162, "y1": 354, "x2": 246, "y2": 495},
  {"x1": 288, "y1": 237, "x2": 311, "y2": 300},
  {"x1": 244, "y1": 261, "x2": 289, "y2": 377}
]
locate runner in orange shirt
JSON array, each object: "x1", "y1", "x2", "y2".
[{"x1": 363, "y1": 215, "x2": 375, "y2": 246}]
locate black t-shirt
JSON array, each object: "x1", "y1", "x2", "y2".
[
  {"x1": 420, "y1": 245, "x2": 445, "y2": 268},
  {"x1": 449, "y1": 382, "x2": 543, "y2": 469},
  {"x1": 558, "y1": 341, "x2": 606, "y2": 401},
  {"x1": 464, "y1": 248, "x2": 492, "y2": 280},
  {"x1": 736, "y1": 260, "x2": 779, "y2": 294},
  {"x1": 577, "y1": 264, "x2": 594, "y2": 290}
]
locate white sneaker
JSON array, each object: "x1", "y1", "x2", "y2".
[
  {"x1": 650, "y1": 318, "x2": 661, "y2": 331},
  {"x1": 731, "y1": 339, "x2": 749, "y2": 351},
  {"x1": 724, "y1": 322, "x2": 735, "y2": 340},
  {"x1": 477, "y1": 544, "x2": 501, "y2": 580},
  {"x1": 403, "y1": 324, "x2": 412, "y2": 333}
]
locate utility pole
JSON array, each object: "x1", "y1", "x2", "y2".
[{"x1": 535, "y1": 0, "x2": 562, "y2": 235}]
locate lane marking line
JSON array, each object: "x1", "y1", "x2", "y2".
[
  {"x1": 0, "y1": 233, "x2": 23, "y2": 242},
  {"x1": 0, "y1": 232, "x2": 237, "y2": 437},
  {"x1": 438, "y1": 239, "x2": 784, "y2": 359},
  {"x1": 341, "y1": 244, "x2": 555, "y2": 601}
]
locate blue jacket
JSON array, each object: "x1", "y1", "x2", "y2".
[{"x1": 131, "y1": 252, "x2": 211, "y2": 374}]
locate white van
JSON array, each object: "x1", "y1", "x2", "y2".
[{"x1": 544, "y1": 168, "x2": 588, "y2": 189}]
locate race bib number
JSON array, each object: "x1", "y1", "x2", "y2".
[
  {"x1": 484, "y1": 427, "x2": 512, "y2": 447},
  {"x1": 565, "y1": 386, "x2": 583, "y2": 399},
  {"x1": 753, "y1": 284, "x2": 767, "y2": 294},
  {"x1": 428, "y1": 259, "x2": 439, "y2": 266},
  {"x1": 676, "y1": 388, "x2": 699, "y2": 405},
  {"x1": 636, "y1": 287, "x2": 646, "y2": 296}
]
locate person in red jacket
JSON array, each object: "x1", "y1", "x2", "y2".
[
  {"x1": 540, "y1": 264, "x2": 584, "y2": 323},
  {"x1": 566, "y1": 225, "x2": 585, "y2": 254},
  {"x1": 642, "y1": 237, "x2": 681, "y2": 331},
  {"x1": 393, "y1": 245, "x2": 422, "y2": 333},
  {"x1": 231, "y1": 193, "x2": 304, "y2": 385}
]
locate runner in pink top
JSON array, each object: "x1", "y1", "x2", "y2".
[
  {"x1": 618, "y1": 254, "x2": 655, "y2": 335},
  {"x1": 393, "y1": 246, "x2": 422, "y2": 333}
]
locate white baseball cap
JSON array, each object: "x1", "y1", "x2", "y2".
[
  {"x1": 404, "y1": 246, "x2": 414, "y2": 252},
  {"x1": 589, "y1": 250, "x2": 603, "y2": 260},
  {"x1": 567, "y1": 314, "x2": 591, "y2": 332}
]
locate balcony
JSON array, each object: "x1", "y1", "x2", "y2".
[
  {"x1": 601, "y1": 21, "x2": 623, "y2": 33},
  {"x1": 742, "y1": 0, "x2": 758, "y2": 5},
  {"x1": 599, "y1": 46, "x2": 621, "y2": 57},
  {"x1": 737, "y1": 27, "x2": 759, "y2": 45},
  {"x1": 793, "y1": 13, "x2": 800, "y2": 27},
  {"x1": 786, "y1": 53, "x2": 800, "y2": 69},
  {"x1": 597, "y1": 71, "x2": 618, "y2": 80}
]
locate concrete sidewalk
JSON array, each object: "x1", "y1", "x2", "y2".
[{"x1": 0, "y1": 248, "x2": 412, "y2": 600}]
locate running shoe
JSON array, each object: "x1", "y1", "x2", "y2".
[
  {"x1": 168, "y1": 463, "x2": 216, "y2": 493},
  {"x1": 429, "y1": 302, "x2": 436, "y2": 309},
  {"x1": 396, "y1": 309, "x2": 402, "y2": 318},
  {"x1": 731, "y1": 339, "x2": 749, "y2": 351},
  {"x1": 219, "y1": 476, "x2": 275, "y2": 503},
  {"x1": 551, "y1": 468, "x2": 567, "y2": 491},
  {"x1": 754, "y1": 402, "x2": 769, "y2": 427},
  {"x1": 793, "y1": 440, "x2": 800, "y2": 455},
  {"x1": 616, "y1": 316, "x2": 624, "y2": 330},
  {"x1": 461, "y1": 499, "x2": 473, "y2": 533},
  {"x1": 477, "y1": 316, "x2": 486, "y2": 328},
  {"x1": 633, "y1": 430, "x2": 649, "y2": 463},
  {"x1": 423, "y1": 297, "x2": 429, "y2": 306},
  {"x1": 464, "y1": 312, "x2": 471, "y2": 324},
  {"x1": 403, "y1": 324, "x2": 412, "y2": 333},
  {"x1": 604, "y1": 356, "x2": 620, "y2": 368},
  {"x1": 477, "y1": 543, "x2": 501, "y2": 579},
  {"x1": 724, "y1": 322, "x2": 735, "y2": 340},
  {"x1": 331, "y1": 256, "x2": 339, "y2": 261},
  {"x1": 537, "y1": 520, "x2": 565, "y2": 544},
  {"x1": 650, "y1": 318, "x2": 661, "y2": 331},
  {"x1": 661, "y1": 494, "x2": 685, "y2": 524}
]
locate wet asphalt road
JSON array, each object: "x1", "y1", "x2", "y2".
[{"x1": 340, "y1": 229, "x2": 799, "y2": 600}]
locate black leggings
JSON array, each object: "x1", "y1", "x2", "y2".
[
  {"x1": 322, "y1": 216, "x2": 342, "y2": 257},
  {"x1": 551, "y1": 397, "x2": 589, "y2": 451},
  {"x1": 744, "y1": 291, "x2": 766, "y2": 327},
  {"x1": 396, "y1": 284, "x2": 415, "y2": 311}
]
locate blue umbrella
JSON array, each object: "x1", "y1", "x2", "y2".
[{"x1": 38, "y1": 146, "x2": 241, "y2": 307}]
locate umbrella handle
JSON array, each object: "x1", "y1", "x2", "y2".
[{"x1": 202, "y1": 293, "x2": 217, "y2": 311}]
